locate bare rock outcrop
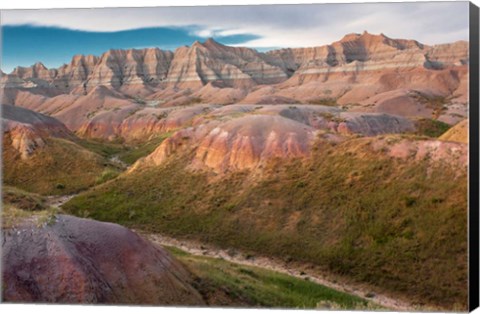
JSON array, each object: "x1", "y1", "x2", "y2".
[
  {"x1": 139, "y1": 114, "x2": 316, "y2": 172},
  {"x1": 165, "y1": 38, "x2": 287, "y2": 89},
  {"x1": 2, "y1": 104, "x2": 72, "y2": 159},
  {"x1": 82, "y1": 48, "x2": 174, "y2": 95},
  {"x1": 371, "y1": 137, "x2": 468, "y2": 168},
  {"x1": 0, "y1": 32, "x2": 469, "y2": 142},
  {"x1": 133, "y1": 104, "x2": 416, "y2": 172},
  {"x1": 2, "y1": 214, "x2": 205, "y2": 305}
]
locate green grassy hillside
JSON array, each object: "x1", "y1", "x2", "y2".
[
  {"x1": 1, "y1": 186, "x2": 369, "y2": 309},
  {"x1": 63, "y1": 135, "x2": 468, "y2": 310},
  {"x1": 166, "y1": 246, "x2": 373, "y2": 309},
  {"x1": 2, "y1": 137, "x2": 117, "y2": 195}
]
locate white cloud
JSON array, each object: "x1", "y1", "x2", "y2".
[{"x1": 1, "y1": 2, "x2": 470, "y2": 47}]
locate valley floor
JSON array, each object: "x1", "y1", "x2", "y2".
[
  {"x1": 38, "y1": 193, "x2": 402, "y2": 310},
  {"x1": 143, "y1": 231, "x2": 414, "y2": 311}
]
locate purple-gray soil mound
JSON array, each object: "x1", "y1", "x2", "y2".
[{"x1": 2, "y1": 214, "x2": 204, "y2": 305}]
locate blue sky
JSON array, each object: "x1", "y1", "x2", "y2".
[
  {"x1": 1, "y1": 25, "x2": 258, "y2": 72},
  {"x1": 0, "y1": 2, "x2": 470, "y2": 73}
]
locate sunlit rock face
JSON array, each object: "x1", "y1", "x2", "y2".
[
  {"x1": 0, "y1": 33, "x2": 468, "y2": 143},
  {"x1": 132, "y1": 103, "x2": 416, "y2": 173}
]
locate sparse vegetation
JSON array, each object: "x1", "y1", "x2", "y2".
[
  {"x1": 95, "y1": 168, "x2": 121, "y2": 185},
  {"x1": 2, "y1": 204, "x2": 33, "y2": 229},
  {"x1": 308, "y1": 98, "x2": 338, "y2": 106},
  {"x1": 154, "y1": 112, "x2": 169, "y2": 120},
  {"x1": 2, "y1": 137, "x2": 111, "y2": 195},
  {"x1": 410, "y1": 91, "x2": 449, "y2": 118},
  {"x1": 318, "y1": 112, "x2": 346, "y2": 123},
  {"x1": 76, "y1": 138, "x2": 126, "y2": 159},
  {"x1": 2, "y1": 187, "x2": 60, "y2": 229},
  {"x1": 63, "y1": 136, "x2": 468, "y2": 310},
  {"x1": 2, "y1": 186, "x2": 47, "y2": 211},
  {"x1": 116, "y1": 133, "x2": 172, "y2": 164},
  {"x1": 77, "y1": 133, "x2": 171, "y2": 165},
  {"x1": 166, "y1": 246, "x2": 372, "y2": 309},
  {"x1": 132, "y1": 96, "x2": 146, "y2": 105},
  {"x1": 183, "y1": 97, "x2": 204, "y2": 106},
  {"x1": 415, "y1": 118, "x2": 451, "y2": 137}
]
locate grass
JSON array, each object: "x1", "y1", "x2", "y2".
[
  {"x1": 2, "y1": 186, "x2": 47, "y2": 211},
  {"x1": 116, "y1": 133, "x2": 172, "y2": 164},
  {"x1": 76, "y1": 138, "x2": 127, "y2": 159},
  {"x1": 308, "y1": 98, "x2": 338, "y2": 106},
  {"x1": 95, "y1": 168, "x2": 122, "y2": 185},
  {"x1": 2, "y1": 187, "x2": 59, "y2": 229},
  {"x1": 2, "y1": 137, "x2": 111, "y2": 195},
  {"x1": 2, "y1": 204, "x2": 33, "y2": 229},
  {"x1": 63, "y1": 136, "x2": 468, "y2": 310},
  {"x1": 3, "y1": 130, "x2": 171, "y2": 195},
  {"x1": 165, "y1": 246, "x2": 373, "y2": 309},
  {"x1": 77, "y1": 133, "x2": 171, "y2": 165},
  {"x1": 414, "y1": 118, "x2": 452, "y2": 138},
  {"x1": 0, "y1": 186, "x2": 371, "y2": 310}
]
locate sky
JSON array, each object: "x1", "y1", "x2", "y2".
[{"x1": 0, "y1": 1, "x2": 470, "y2": 73}]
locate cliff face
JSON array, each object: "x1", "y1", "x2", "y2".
[
  {"x1": 0, "y1": 32, "x2": 469, "y2": 142},
  {"x1": 1, "y1": 32, "x2": 468, "y2": 95},
  {"x1": 266, "y1": 31, "x2": 427, "y2": 72}
]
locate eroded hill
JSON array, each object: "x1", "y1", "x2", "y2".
[{"x1": 1, "y1": 32, "x2": 468, "y2": 142}]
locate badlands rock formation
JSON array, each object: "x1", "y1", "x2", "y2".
[
  {"x1": 2, "y1": 104, "x2": 72, "y2": 159},
  {"x1": 0, "y1": 32, "x2": 469, "y2": 141},
  {"x1": 369, "y1": 136, "x2": 468, "y2": 168},
  {"x1": 2, "y1": 105, "x2": 114, "y2": 195},
  {"x1": 134, "y1": 104, "x2": 415, "y2": 172},
  {"x1": 2, "y1": 214, "x2": 204, "y2": 304}
]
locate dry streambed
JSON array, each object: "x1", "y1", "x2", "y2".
[
  {"x1": 53, "y1": 192, "x2": 413, "y2": 310},
  {"x1": 141, "y1": 232, "x2": 415, "y2": 311}
]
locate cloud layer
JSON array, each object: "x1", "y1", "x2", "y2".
[{"x1": 2, "y1": 2, "x2": 469, "y2": 48}]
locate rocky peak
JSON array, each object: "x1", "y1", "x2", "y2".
[
  {"x1": 203, "y1": 37, "x2": 224, "y2": 48},
  {"x1": 191, "y1": 40, "x2": 203, "y2": 48},
  {"x1": 1, "y1": 32, "x2": 468, "y2": 101},
  {"x1": 339, "y1": 32, "x2": 363, "y2": 42},
  {"x1": 32, "y1": 62, "x2": 48, "y2": 71},
  {"x1": 70, "y1": 54, "x2": 99, "y2": 67},
  {"x1": 166, "y1": 37, "x2": 287, "y2": 88}
]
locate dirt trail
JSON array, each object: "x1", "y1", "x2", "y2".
[
  {"x1": 142, "y1": 232, "x2": 416, "y2": 311},
  {"x1": 53, "y1": 193, "x2": 415, "y2": 311},
  {"x1": 46, "y1": 194, "x2": 77, "y2": 209}
]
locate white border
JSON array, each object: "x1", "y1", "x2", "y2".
[
  {"x1": 0, "y1": 1, "x2": 478, "y2": 314},
  {"x1": 0, "y1": 0, "x2": 475, "y2": 10}
]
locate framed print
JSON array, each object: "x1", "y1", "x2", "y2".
[{"x1": 1, "y1": 1, "x2": 479, "y2": 312}]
